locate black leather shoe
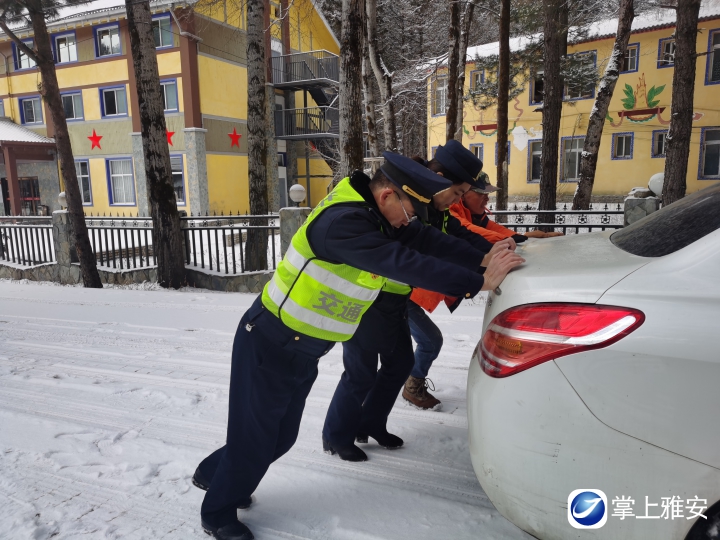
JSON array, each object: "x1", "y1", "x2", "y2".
[
  {"x1": 202, "y1": 519, "x2": 254, "y2": 540},
  {"x1": 192, "y1": 468, "x2": 252, "y2": 509},
  {"x1": 322, "y1": 437, "x2": 368, "y2": 462},
  {"x1": 356, "y1": 430, "x2": 403, "y2": 449}
]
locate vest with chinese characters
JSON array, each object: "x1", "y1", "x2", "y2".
[{"x1": 261, "y1": 178, "x2": 388, "y2": 341}]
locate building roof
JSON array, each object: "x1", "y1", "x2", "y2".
[
  {"x1": 467, "y1": 0, "x2": 720, "y2": 60},
  {"x1": 0, "y1": 118, "x2": 55, "y2": 144}
]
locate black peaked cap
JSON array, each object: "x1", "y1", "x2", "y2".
[{"x1": 436, "y1": 139, "x2": 485, "y2": 188}]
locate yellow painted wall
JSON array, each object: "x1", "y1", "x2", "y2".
[
  {"x1": 198, "y1": 55, "x2": 247, "y2": 119},
  {"x1": 56, "y1": 59, "x2": 128, "y2": 88},
  {"x1": 157, "y1": 51, "x2": 182, "y2": 76},
  {"x1": 87, "y1": 158, "x2": 112, "y2": 214},
  {"x1": 290, "y1": 0, "x2": 338, "y2": 53},
  {"x1": 429, "y1": 18, "x2": 720, "y2": 198},
  {"x1": 207, "y1": 153, "x2": 249, "y2": 214}
]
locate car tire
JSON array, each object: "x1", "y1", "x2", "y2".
[{"x1": 685, "y1": 499, "x2": 720, "y2": 540}]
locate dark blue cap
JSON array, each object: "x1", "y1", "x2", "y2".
[
  {"x1": 435, "y1": 139, "x2": 485, "y2": 188},
  {"x1": 381, "y1": 151, "x2": 452, "y2": 221}
]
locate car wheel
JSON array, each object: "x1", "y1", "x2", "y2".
[{"x1": 685, "y1": 499, "x2": 720, "y2": 540}]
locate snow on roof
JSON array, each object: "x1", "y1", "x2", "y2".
[
  {"x1": 0, "y1": 118, "x2": 55, "y2": 144},
  {"x1": 467, "y1": 0, "x2": 720, "y2": 60}
]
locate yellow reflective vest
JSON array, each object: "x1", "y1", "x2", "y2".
[{"x1": 261, "y1": 178, "x2": 389, "y2": 341}]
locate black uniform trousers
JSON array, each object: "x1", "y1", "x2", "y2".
[
  {"x1": 199, "y1": 296, "x2": 333, "y2": 527},
  {"x1": 322, "y1": 292, "x2": 414, "y2": 447}
]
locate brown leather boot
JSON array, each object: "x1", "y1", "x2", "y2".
[{"x1": 402, "y1": 376, "x2": 442, "y2": 411}]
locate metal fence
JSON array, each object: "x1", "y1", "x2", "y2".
[
  {"x1": 270, "y1": 50, "x2": 339, "y2": 86},
  {"x1": 0, "y1": 216, "x2": 55, "y2": 266},
  {"x1": 275, "y1": 106, "x2": 339, "y2": 139},
  {"x1": 487, "y1": 203, "x2": 624, "y2": 234},
  {"x1": 84, "y1": 216, "x2": 155, "y2": 270},
  {"x1": 182, "y1": 215, "x2": 280, "y2": 275}
]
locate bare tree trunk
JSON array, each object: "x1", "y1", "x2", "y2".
[
  {"x1": 663, "y1": 0, "x2": 701, "y2": 206},
  {"x1": 125, "y1": 0, "x2": 185, "y2": 288},
  {"x1": 245, "y1": 0, "x2": 269, "y2": 269},
  {"x1": 366, "y1": 0, "x2": 397, "y2": 151},
  {"x1": 445, "y1": 0, "x2": 461, "y2": 142},
  {"x1": 538, "y1": 0, "x2": 564, "y2": 228},
  {"x1": 363, "y1": 37, "x2": 380, "y2": 169},
  {"x1": 495, "y1": 0, "x2": 510, "y2": 214},
  {"x1": 573, "y1": 0, "x2": 634, "y2": 210},
  {"x1": 339, "y1": 0, "x2": 366, "y2": 178},
  {"x1": 1, "y1": 6, "x2": 102, "y2": 288},
  {"x1": 454, "y1": 0, "x2": 475, "y2": 143}
]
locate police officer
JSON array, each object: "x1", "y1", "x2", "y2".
[{"x1": 195, "y1": 153, "x2": 525, "y2": 540}]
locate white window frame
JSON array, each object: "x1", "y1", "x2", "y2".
[
  {"x1": 432, "y1": 77, "x2": 448, "y2": 116},
  {"x1": 16, "y1": 39, "x2": 36, "y2": 70},
  {"x1": 708, "y1": 30, "x2": 720, "y2": 84},
  {"x1": 101, "y1": 86, "x2": 128, "y2": 117},
  {"x1": 152, "y1": 16, "x2": 173, "y2": 48},
  {"x1": 563, "y1": 52, "x2": 596, "y2": 100},
  {"x1": 612, "y1": 133, "x2": 633, "y2": 160},
  {"x1": 700, "y1": 128, "x2": 720, "y2": 179},
  {"x1": 622, "y1": 44, "x2": 639, "y2": 72},
  {"x1": 96, "y1": 25, "x2": 121, "y2": 57},
  {"x1": 61, "y1": 92, "x2": 84, "y2": 121},
  {"x1": 20, "y1": 97, "x2": 43, "y2": 124},
  {"x1": 652, "y1": 130, "x2": 667, "y2": 158},
  {"x1": 75, "y1": 160, "x2": 92, "y2": 205},
  {"x1": 659, "y1": 38, "x2": 676, "y2": 67},
  {"x1": 171, "y1": 155, "x2": 185, "y2": 204},
  {"x1": 54, "y1": 33, "x2": 77, "y2": 64},
  {"x1": 108, "y1": 158, "x2": 136, "y2": 205},
  {"x1": 161, "y1": 80, "x2": 179, "y2": 111},
  {"x1": 529, "y1": 141, "x2": 542, "y2": 183},
  {"x1": 562, "y1": 137, "x2": 585, "y2": 182}
]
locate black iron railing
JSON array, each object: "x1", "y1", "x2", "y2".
[
  {"x1": 85, "y1": 216, "x2": 155, "y2": 270},
  {"x1": 181, "y1": 215, "x2": 280, "y2": 275},
  {"x1": 275, "y1": 106, "x2": 339, "y2": 139},
  {"x1": 488, "y1": 203, "x2": 624, "y2": 234},
  {"x1": 0, "y1": 216, "x2": 55, "y2": 266},
  {"x1": 271, "y1": 50, "x2": 339, "y2": 86}
]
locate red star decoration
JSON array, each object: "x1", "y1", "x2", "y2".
[
  {"x1": 167, "y1": 131, "x2": 175, "y2": 145},
  {"x1": 228, "y1": 128, "x2": 242, "y2": 148},
  {"x1": 88, "y1": 129, "x2": 102, "y2": 150}
]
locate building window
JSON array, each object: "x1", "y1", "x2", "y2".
[
  {"x1": 652, "y1": 130, "x2": 667, "y2": 158},
  {"x1": 14, "y1": 39, "x2": 36, "y2": 70},
  {"x1": 75, "y1": 160, "x2": 92, "y2": 205},
  {"x1": 107, "y1": 158, "x2": 135, "y2": 204},
  {"x1": 700, "y1": 128, "x2": 720, "y2": 179},
  {"x1": 431, "y1": 146, "x2": 438, "y2": 159},
  {"x1": 470, "y1": 143, "x2": 483, "y2": 162},
  {"x1": 100, "y1": 86, "x2": 128, "y2": 117},
  {"x1": 277, "y1": 152, "x2": 286, "y2": 167},
  {"x1": 561, "y1": 137, "x2": 585, "y2": 182},
  {"x1": 564, "y1": 52, "x2": 596, "y2": 100},
  {"x1": 432, "y1": 77, "x2": 448, "y2": 116},
  {"x1": 19, "y1": 97, "x2": 43, "y2": 124},
  {"x1": 54, "y1": 33, "x2": 77, "y2": 63},
  {"x1": 612, "y1": 133, "x2": 633, "y2": 160},
  {"x1": 161, "y1": 80, "x2": 178, "y2": 111},
  {"x1": 528, "y1": 141, "x2": 542, "y2": 182},
  {"x1": 171, "y1": 156, "x2": 185, "y2": 204},
  {"x1": 531, "y1": 66, "x2": 544, "y2": 104},
  {"x1": 622, "y1": 44, "x2": 639, "y2": 73},
  {"x1": 0, "y1": 100, "x2": 5, "y2": 117},
  {"x1": 469, "y1": 70, "x2": 483, "y2": 91},
  {"x1": 658, "y1": 38, "x2": 676, "y2": 68},
  {"x1": 62, "y1": 92, "x2": 84, "y2": 120},
  {"x1": 153, "y1": 16, "x2": 173, "y2": 48},
  {"x1": 706, "y1": 30, "x2": 720, "y2": 84},
  {"x1": 95, "y1": 24, "x2": 121, "y2": 57},
  {"x1": 495, "y1": 141, "x2": 510, "y2": 166}
]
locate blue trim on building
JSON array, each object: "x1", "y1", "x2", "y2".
[
  {"x1": 75, "y1": 159, "x2": 93, "y2": 206},
  {"x1": 12, "y1": 39, "x2": 36, "y2": 72},
  {"x1": 60, "y1": 90, "x2": 84, "y2": 122},
  {"x1": 620, "y1": 42, "x2": 640, "y2": 74},
  {"x1": 18, "y1": 95, "x2": 43, "y2": 125},
  {"x1": 698, "y1": 126, "x2": 720, "y2": 180},
  {"x1": 526, "y1": 139, "x2": 542, "y2": 183},
  {"x1": 105, "y1": 157, "x2": 137, "y2": 206},
  {"x1": 651, "y1": 129, "x2": 668, "y2": 158},
  {"x1": 704, "y1": 29, "x2": 720, "y2": 86},
  {"x1": 657, "y1": 36, "x2": 675, "y2": 69},
  {"x1": 469, "y1": 143, "x2": 484, "y2": 163},
  {"x1": 99, "y1": 85, "x2": 129, "y2": 118},
  {"x1": 431, "y1": 76, "x2": 447, "y2": 118},
  {"x1": 611, "y1": 132, "x2": 634, "y2": 160},
  {"x1": 559, "y1": 135, "x2": 585, "y2": 182},
  {"x1": 152, "y1": 13, "x2": 175, "y2": 49},
  {"x1": 93, "y1": 22, "x2": 123, "y2": 58},
  {"x1": 52, "y1": 31, "x2": 78, "y2": 65},
  {"x1": 160, "y1": 78, "x2": 179, "y2": 111}
]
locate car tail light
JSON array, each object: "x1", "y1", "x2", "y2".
[{"x1": 479, "y1": 303, "x2": 645, "y2": 378}]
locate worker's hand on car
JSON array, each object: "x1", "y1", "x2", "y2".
[
  {"x1": 524, "y1": 230, "x2": 564, "y2": 238},
  {"x1": 480, "y1": 248, "x2": 525, "y2": 291},
  {"x1": 481, "y1": 238, "x2": 516, "y2": 267}
]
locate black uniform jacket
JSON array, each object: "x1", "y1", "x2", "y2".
[{"x1": 427, "y1": 204, "x2": 495, "y2": 253}]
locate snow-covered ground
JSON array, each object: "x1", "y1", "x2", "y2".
[{"x1": 0, "y1": 280, "x2": 532, "y2": 540}]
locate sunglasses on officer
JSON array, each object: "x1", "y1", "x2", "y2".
[{"x1": 395, "y1": 191, "x2": 417, "y2": 223}]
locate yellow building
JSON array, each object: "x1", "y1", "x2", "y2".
[
  {"x1": 0, "y1": 0, "x2": 338, "y2": 217},
  {"x1": 428, "y1": 7, "x2": 720, "y2": 199}
]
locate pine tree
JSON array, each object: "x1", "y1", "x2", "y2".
[{"x1": 339, "y1": 0, "x2": 365, "y2": 176}]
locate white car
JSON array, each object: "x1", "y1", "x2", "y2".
[{"x1": 467, "y1": 183, "x2": 720, "y2": 540}]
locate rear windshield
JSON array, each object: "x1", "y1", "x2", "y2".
[{"x1": 611, "y1": 182, "x2": 720, "y2": 257}]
